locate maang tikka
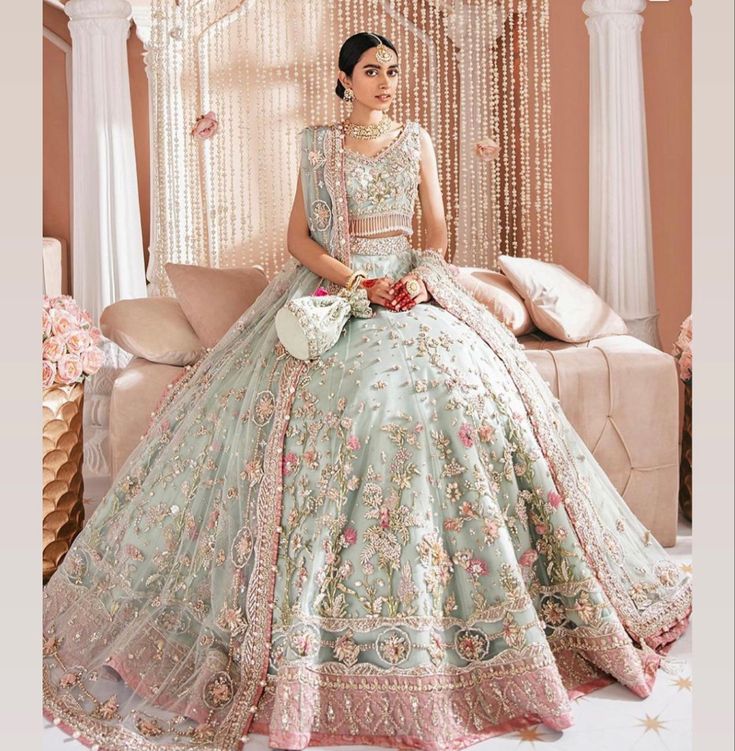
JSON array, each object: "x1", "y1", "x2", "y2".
[{"x1": 370, "y1": 33, "x2": 393, "y2": 65}]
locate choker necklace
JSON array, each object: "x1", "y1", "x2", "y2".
[{"x1": 343, "y1": 114, "x2": 394, "y2": 141}]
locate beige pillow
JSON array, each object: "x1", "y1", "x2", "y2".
[
  {"x1": 497, "y1": 255, "x2": 628, "y2": 343},
  {"x1": 165, "y1": 263, "x2": 269, "y2": 348},
  {"x1": 455, "y1": 267, "x2": 535, "y2": 336},
  {"x1": 100, "y1": 297, "x2": 204, "y2": 366}
]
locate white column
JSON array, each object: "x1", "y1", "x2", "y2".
[
  {"x1": 65, "y1": 0, "x2": 148, "y2": 501},
  {"x1": 583, "y1": 0, "x2": 661, "y2": 348}
]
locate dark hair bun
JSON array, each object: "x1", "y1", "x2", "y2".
[{"x1": 335, "y1": 79, "x2": 346, "y2": 100}]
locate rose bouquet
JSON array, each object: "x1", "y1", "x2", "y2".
[
  {"x1": 671, "y1": 314, "x2": 692, "y2": 385},
  {"x1": 42, "y1": 295, "x2": 104, "y2": 388},
  {"x1": 474, "y1": 136, "x2": 501, "y2": 162},
  {"x1": 191, "y1": 111, "x2": 219, "y2": 140}
]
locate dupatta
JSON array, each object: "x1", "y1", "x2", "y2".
[{"x1": 42, "y1": 125, "x2": 346, "y2": 750}]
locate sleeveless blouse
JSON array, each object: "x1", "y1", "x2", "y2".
[{"x1": 344, "y1": 120, "x2": 421, "y2": 238}]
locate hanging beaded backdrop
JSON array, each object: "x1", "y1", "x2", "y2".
[{"x1": 147, "y1": 0, "x2": 552, "y2": 295}]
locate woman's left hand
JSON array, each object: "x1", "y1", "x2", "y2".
[{"x1": 387, "y1": 275, "x2": 430, "y2": 312}]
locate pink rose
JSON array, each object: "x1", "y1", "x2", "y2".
[
  {"x1": 547, "y1": 490, "x2": 562, "y2": 510},
  {"x1": 42, "y1": 310, "x2": 52, "y2": 338},
  {"x1": 81, "y1": 310, "x2": 93, "y2": 325},
  {"x1": 89, "y1": 326, "x2": 103, "y2": 345},
  {"x1": 57, "y1": 354, "x2": 83, "y2": 384},
  {"x1": 59, "y1": 297, "x2": 81, "y2": 317},
  {"x1": 343, "y1": 526, "x2": 357, "y2": 545},
  {"x1": 51, "y1": 309, "x2": 76, "y2": 338},
  {"x1": 42, "y1": 360, "x2": 56, "y2": 388},
  {"x1": 313, "y1": 287, "x2": 329, "y2": 297},
  {"x1": 467, "y1": 557, "x2": 489, "y2": 577},
  {"x1": 191, "y1": 111, "x2": 219, "y2": 140},
  {"x1": 678, "y1": 315, "x2": 692, "y2": 342},
  {"x1": 65, "y1": 331, "x2": 92, "y2": 355},
  {"x1": 459, "y1": 501, "x2": 476, "y2": 518},
  {"x1": 282, "y1": 452, "x2": 297, "y2": 475},
  {"x1": 347, "y1": 435, "x2": 361, "y2": 451},
  {"x1": 474, "y1": 137, "x2": 500, "y2": 162},
  {"x1": 458, "y1": 423, "x2": 474, "y2": 448},
  {"x1": 478, "y1": 424, "x2": 495, "y2": 443},
  {"x1": 81, "y1": 347, "x2": 105, "y2": 375},
  {"x1": 42, "y1": 336, "x2": 65, "y2": 363},
  {"x1": 483, "y1": 518, "x2": 500, "y2": 541},
  {"x1": 519, "y1": 549, "x2": 538, "y2": 567},
  {"x1": 42, "y1": 296, "x2": 51, "y2": 311},
  {"x1": 678, "y1": 350, "x2": 692, "y2": 382}
]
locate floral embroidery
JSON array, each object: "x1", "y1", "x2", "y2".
[
  {"x1": 203, "y1": 672, "x2": 235, "y2": 709},
  {"x1": 455, "y1": 628, "x2": 489, "y2": 661},
  {"x1": 231, "y1": 526, "x2": 254, "y2": 568},
  {"x1": 310, "y1": 199, "x2": 332, "y2": 232},
  {"x1": 376, "y1": 627, "x2": 412, "y2": 665}
]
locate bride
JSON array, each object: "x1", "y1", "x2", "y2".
[{"x1": 43, "y1": 32, "x2": 691, "y2": 751}]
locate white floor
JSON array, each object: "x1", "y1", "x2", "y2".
[{"x1": 43, "y1": 519, "x2": 692, "y2": 751}]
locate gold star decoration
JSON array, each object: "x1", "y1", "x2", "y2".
[
  {"x1": 516, "y1": 725, "x2": 545, "y2": 742},
  {"x1": 670, "y1": 674, "x2": 693, "y2": 692},
  {"x1": 637, "y1": 713, "x2": 668, "y2": 735},
  {"x1": 679, "y1": 562, "x2": 693, "y2": 574}
]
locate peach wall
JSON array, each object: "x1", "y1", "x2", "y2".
[
  {"x1": 641, "y1": 0, "x2": 692, "y2": 357},
  {"x1": 549, "y1": 0, "x2": 692, "y2": 358},
  {"x1": 43, "y1": 4, "x2": 72, "y2": 294},
  {"x1": 548, "y1": 1, "x2": 589, "y2": 284}
]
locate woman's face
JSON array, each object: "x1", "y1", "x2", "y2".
[{"x1": 341, "y1": 45, "x2": 399, "y2": 112}]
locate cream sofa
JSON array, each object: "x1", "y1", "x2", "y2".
[{"x1": 104, "y1": 300, "x2": 680, "y2": 547}]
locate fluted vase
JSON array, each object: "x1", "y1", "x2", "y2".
[{"x1": 42, "y1": 381, "x2": 85, "y2": 582}]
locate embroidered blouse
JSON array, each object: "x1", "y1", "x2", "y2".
[{"x1": 344, "y1": 120, "x2": 422, "y2": 238}]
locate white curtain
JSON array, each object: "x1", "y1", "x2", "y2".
[
  {"x1": 583, "y1": 0, "x2": 662, "y2": 349},
  {"x1": 66, "y1": 0, "x2": 148, "y2": 497}
]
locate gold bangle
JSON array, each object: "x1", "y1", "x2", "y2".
[{"x1": 345, "y1": 272, "x2": 366, "y2": 291}]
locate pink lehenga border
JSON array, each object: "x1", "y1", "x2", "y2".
[{"x1": 247, "y1": 610, "x2": 690, "y2": 751}]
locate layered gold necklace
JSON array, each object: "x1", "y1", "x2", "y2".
[{"x1": 343, "y1": 114, "x2": 394, "y2": 141}]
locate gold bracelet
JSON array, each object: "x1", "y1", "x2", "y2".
[{"x1": 345, "y1": 272, "x2": 366, "y2": 291}]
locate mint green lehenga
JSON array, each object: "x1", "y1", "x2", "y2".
[{"x1": 43, "y1": 121, "x2": 691, "y2": 751}]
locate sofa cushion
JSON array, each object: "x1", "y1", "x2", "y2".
[
  {"x1": 100, "y1": 297, "x2": 203, "y2": 366},
  {"x1": 165, "y1": 263, "x2": 269, "y2": 348},
  {"x1": 498, "y1": 255, "x2": 628, "y2": 343},
  {"x1": 455, "y1": 267, "x2": 535, "y2": 335}
]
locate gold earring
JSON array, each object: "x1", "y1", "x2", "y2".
[{"x1": 343, "y1": 87, "x2": 354, "y2": 112}]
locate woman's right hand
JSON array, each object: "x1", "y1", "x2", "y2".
[{"x1": 362, "y1": 277, "x2": 396, "y2": 308}]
